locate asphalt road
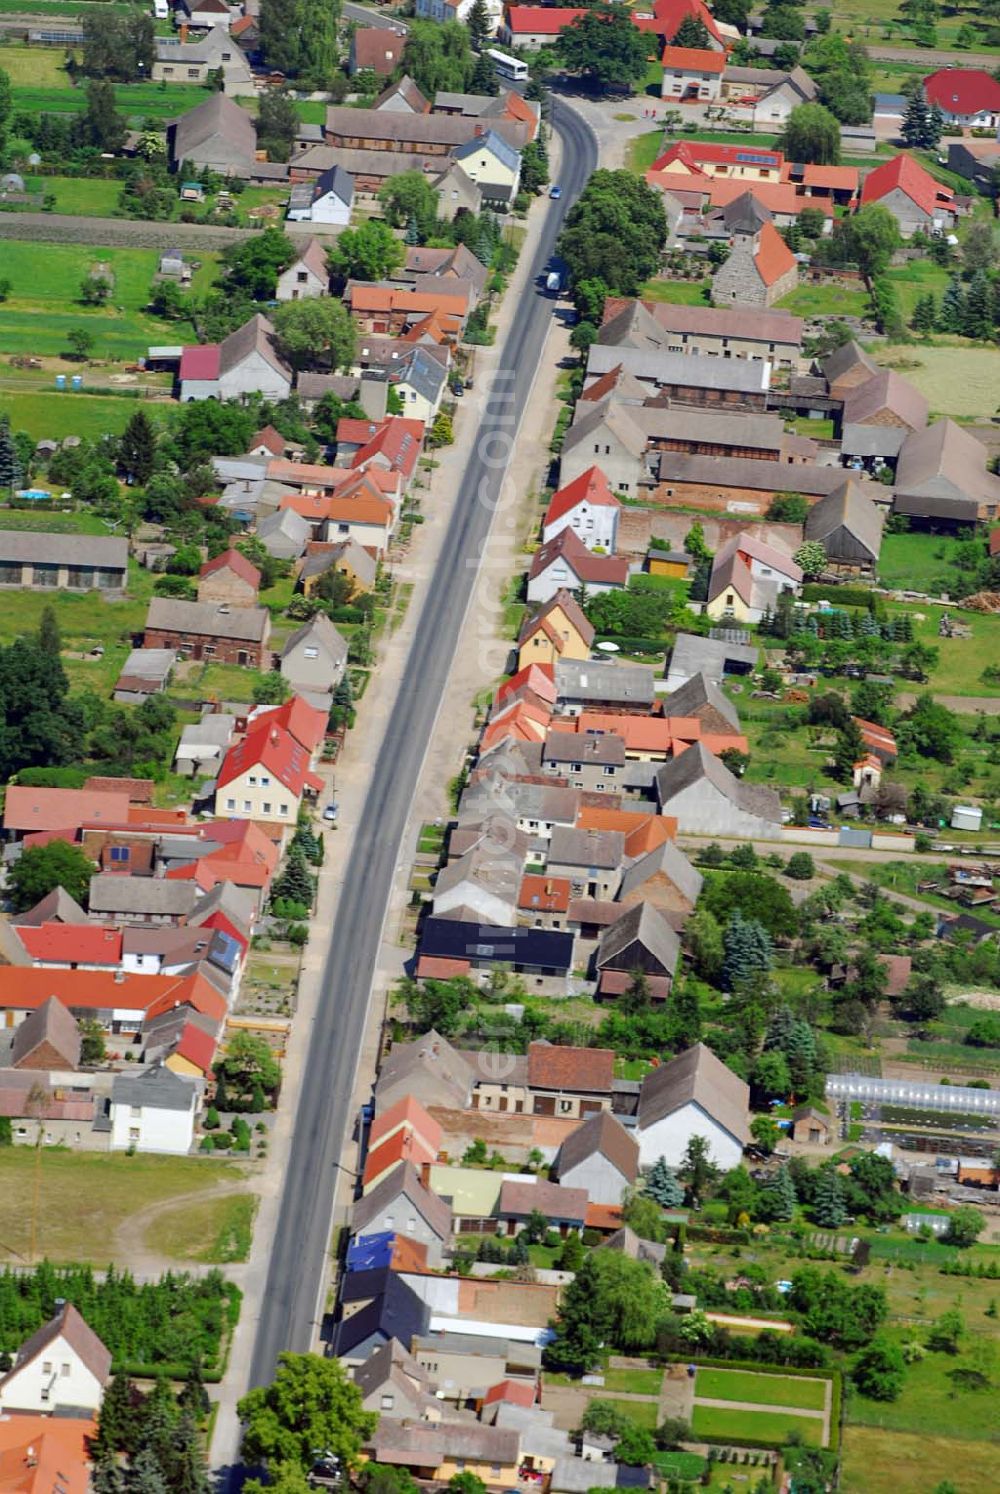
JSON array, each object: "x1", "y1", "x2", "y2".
[
  {"x1": 245, "y1": 97, "x2": 596, "y2": 1394},
  {"x1": 342, "y1": 2, "x2": 408, "y2": 31}
]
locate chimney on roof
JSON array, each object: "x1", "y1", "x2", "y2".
[
  {"x1": 25, "y1": 1448, "x2": 37, "y2": 1468},
  {"x1": 114, "y1": 970, "x2": 124, "y2": 983}
]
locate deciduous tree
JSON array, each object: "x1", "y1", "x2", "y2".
[{"x1": 238, "y1": 1353, "x2": 376, "y2": 1473}]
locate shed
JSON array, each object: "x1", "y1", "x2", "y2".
[{"x1": 791, "y1": 1105, "x2": 831, "y2": 1145}]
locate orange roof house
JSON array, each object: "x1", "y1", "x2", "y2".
[
  {"x1": 0, "y1": 1415, "x2": 95, "y2": 1494},
  {"x1": 712, "y1": 219, "x2": 798, "y2": 308},
  {"x1": 3, "y1": 786, "x2": 130, "y2": 837},
  {"x1": 363, "y1": 1127, "x2": 439, "y2": 1191},
  {"x1": 518, "y1": 874, "x2": 572, "y2": 915}
]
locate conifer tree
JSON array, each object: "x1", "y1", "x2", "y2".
[
  {"x1": 645, "y1": 1156, "x2": 684, "y2": 1208},
  {"x1": 962, "y1": 269, "x2": 993, "y2": 340},
  {"x1": 760, "y1": 1163, "x2": 797, "y2": 1222},
  {"x1": 0, "y1": 414, "x2": 22, "y2": 495},
  {"x1": 466, "y1": 0, "x2": 493, "y2": 51},
  {"x1": 813, "y1": 1167, "x2": 846, "y2": 1227},
  {"x1": 721, "y1": 909, "x2": 772, "y2": 992},
  {"x1": 938, "y1": 275, "x2": 966, "y2": 333},
  {"x1": 900, "y1": 90, "x2": 931, "y2": 148},
  {"x1": 118, "y1": 408, "x2": 157, "y2": 486}
]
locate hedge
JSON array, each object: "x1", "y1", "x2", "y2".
[
  {"x1": 592, "y1": 635, "x2": 668, "y2": 655},
  {"x1": 801, "y1": 583, "x2": 877, "y2": 608},
  {"x1": 114, "y1": 1362, "x2": 223, "y2": 1383}
]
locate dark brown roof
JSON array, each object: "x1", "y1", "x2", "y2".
[
  {"x1": 842, "y1": 368, "x2": 928, "y2": 431},
  {"x1": 498, "y1": 1178, "x2": 588, "y2": 1223},
  {"x1": 11, "y1": 997, "x2": 81, "y2": 1070},
  {"x1": 527, "y1": 1040, "x2": 615, "y2": 1094},
  {"x1": 6, "y1": 1303, "x2": 112, "y2": 1387},
  {"x1": 556, "y1": 1109, "x2": 639, "y2": 1184},
  {"x1": 596, "y1": 902, "x2": 680, "y2": 979},
  {"x1": 519, "y1": 588, "x2": 595, "y2": 649},
  {"x1": 637, "y1": 1042, "x2": 750, "y2": 1145}
]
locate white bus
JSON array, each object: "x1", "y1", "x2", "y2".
[{"x1": 487, "y1": 48, "x2": 529, "y2": 83}]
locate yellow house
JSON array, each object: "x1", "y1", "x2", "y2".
[
  {"x1": 517, "y1": 588, "x2": 595, "y2": 672},
  {"x1": 298, "y1": 538, "x2": 378, "y2": 598},
  {"x1": 163, "y1": 1022, "x2": 215, "y2": 1081},
  {"x1": 215, "y1": 721, "x2": 320, "y2": 827},
  {"x1": 365, "y1": 1421, "x2": 520, "y2": 1489}
]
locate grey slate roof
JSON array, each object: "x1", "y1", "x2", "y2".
[
  {"x1": 170, "y1": 93, "x2": 256, "y2": 168},
  {"x1": 543, "y1": 731, "x2": 626, "y2": 768},
  {"x1": 218, "y1": 313, "x2": 291, "y2": 382},
  {"x1": 111, "y1": 1064, "x2": 197, "y2": 1112},
  {"x1": 586, "y1": 343, "x2": 771, "y2": 393},
  {"x1": 666, "y1": 670, "x2": 741, "y2": 730},
  {"x1": 89, "y1": 875, "x2": 199, "y2": 918},
  {"x1": 554, "y1": 659, "x2": 656, "y2": 707},
  {"x1": 654, "y1": 451, "x2": 877, "y2": 497},
  {"x1": 397, "y1": 344, "x2": 447, "y2": 403},
  {"x1": 840, "y1": 423, "x2": 906, "y2": 459},
  {"x1": 562, "y1": 398, "x2": 647, "y2": 460},
  {"x1": 375, "y1": 1029, "x2": 473, "y2": 1111},
  {"x1": 842, "y1": 368, "x2": 928, "y2": 431},
  {"x1": 548, "y1": 826, "x2": 625, "y2": 871},
  {"x1": 804, "y1": 479, "x2": 884, "y2": 562},
  {"x1": 351, "y1": 1160, "x2": 453, "y2": 1242},
  {"x1": 0, "y1": 531, "x2": 127, "y2": 570},
  {"x1": 655, "y1": 741, "x2": 781, "y2": 825},
  {"x1": 281, "y1": 611, "x2": 348, "y2": 666},
  {"x1": 453, "y1": 127, "x2": 522, "y2": 173},
  {"x1": 894, "y1": 418, "x2": 1000, "y2": 510},
  {"x1": 637, "y1": 1042, "x2": 750, "y2": 1145},
  {"x1": 618, "y1": 839, "x2": 704, "y2": 907},
  {"x1": 14, "y1": 886, "x2": 88, "y2": 926},
  {"x1": 668, "y1": 632, "x2": 758, "y2": 684},
  {"x1": 146, "y1": 597, "x2": 271, "y2": 642},
  {"x1": 596, "y1": 901, "x2": 681, "y2": 978},
  {"x1": 820, "y1": 339, "x2": 878, "y2": 389},
  {"x1": 11, "y1": 998, "x2": 81, "y2": 1070},
  {"x1": 555, "y1": 1108, "x2": 639, "y2": 1185}
]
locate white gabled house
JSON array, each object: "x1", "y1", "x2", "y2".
[
  {"x1": 0, "y1": 1303, "x2": 112, "y2": 1414},
  {"x1": 635, "y1": 1042, "x2": 750, "y2": 1170}
]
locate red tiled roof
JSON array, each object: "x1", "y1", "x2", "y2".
[
  {"x1": 216, "y1": 722, "x2": 313, "y2": 797},
  {"x1": 529, "y1": 528, "x2": 629, "y2": 587},
  {"x1": 544, "y1": 466, "x2": 620, "y2": 529},
  {"x1": 497, "y1": 663, "x2": 556, "y2": 706},
  {"x1": 4, "y1": 786, "x2": 130, "y2": 834},
  {"x1": 504, "y1": 6, "x2": 588, "y2": 35},
  {"x1": 362, "y1": 1127, "x2": 437, "y2": 1187},
  {"x1": 174, "y1": 1022, "x2": 216, "y2": 1073},
  {"x1": 199, "y1": 547, "x2": 261, "y2": 589},
  {"x1": 369, "y1": 1094, "x2": 443, "y2": 1153},
  {"x1": 0, "y1": 1415, "x2": 95, "y2": 1494},
  {"x1": 518, "y1": 874, "x2": 571, "y2": 914},
  {"x1": 860, "y1": 153, "x2": 954, "y2": 218},
  {"x1": 923, "y1": 67, "x2": 1000, "y2": 117},
  {"x1": 584, "y1": 1202, "x2": 624, "y2": 1230},
  {"x1": 17, "y1": 924, "x2": 122, "y2": 966},
  {"x1": 179, "y1": 344, "x2": 221, "y2": 381},
  {"x1": 0, "y1": 967, "x2": 226, "y2": 1023},
  {"x1": 754, "y1": 221, "x2": 796, "y2": 288},
  {"x1": 351, "y1": 417, "x2": 425, "y2": 479},
  {"x1": 642, "y1": 0, "x2": 723, "y2": 45},
  {"x1": 249, "y1": 424, "x2": 285, "y2": 455},
  {"x1": 250, "y1": 695, "x2": 328, "y2": 754},
  {"x1": 661, "y1": 45, "x2": 725, "y2": 72},
  {"x1": 527, "y1": 1041, "x2": 615, "y2": 1093},
  {"x1": 483, "y1": 1379, "x2": 536, "y2": 1408},
  {"x1": 653, "y1": 139, "x2": 782, "y2": 173},
  {"x1": 416, "y1": 954, "x2": 471, "y2": 979}
]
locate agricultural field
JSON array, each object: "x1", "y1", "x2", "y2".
[
  {"x1": 841, "y1": 1427, "x2": 1000, "y2": 1494},
  {"x1": 876, "y1": 344, "x2": 1000, "y2": 421}
]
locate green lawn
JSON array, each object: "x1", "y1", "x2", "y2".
[
  {"x1": 639, "y1": 277, "x2": 711, "y2": 304},
  {"x1": 692, "y1": 1403, "x2": 825, "y2": 1447},
  {"x1": 0, "y1": 561, "x2": 151, "y2": 648},
  {"x1": 627, "y1": 129, "x2": 665, "y2": 175},
  {"x1": 651, "y1": 1452, "x2": 706, "y2": 1480},
  {"x1": 696, "y1": 1368, "x2": 828, "y2": 1411},
  {"x1": 791, "y1": 416, "x2": 836, "y2": 439},
  {"x1": 603, "y1": 1367, "x2": 665, "y2": 1395},
  {"x1": 777, "y1": 282, "x2": 869, "y2": 317},
  {"x1": 847, "y1": 1339, "x2": 1000, "y2": 1442},
  {"x1": 0, "y1": 390, "x2": 158, "y2": 441},
  {"x1": 0, "y1": 508, "x2": 112, "y2": 535},
  {"x1": 11, "y1": 76, "x2": 210, "y2": 121},
  {"x1": 877, "y1": 530, "x2": 974, "y2": 595},
  {"x1": 25, "y1": 175, "x2": 124, "y2": 216},
  {"x1": 883, "y1": 259, "x2": 950, "y2": 322},
  {"x1": 0, "y1": 45, "x2": 68, "y2": 87},
  {"x1": 602, "y1": 1398, "x2": 660, "y2": 1429}
]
